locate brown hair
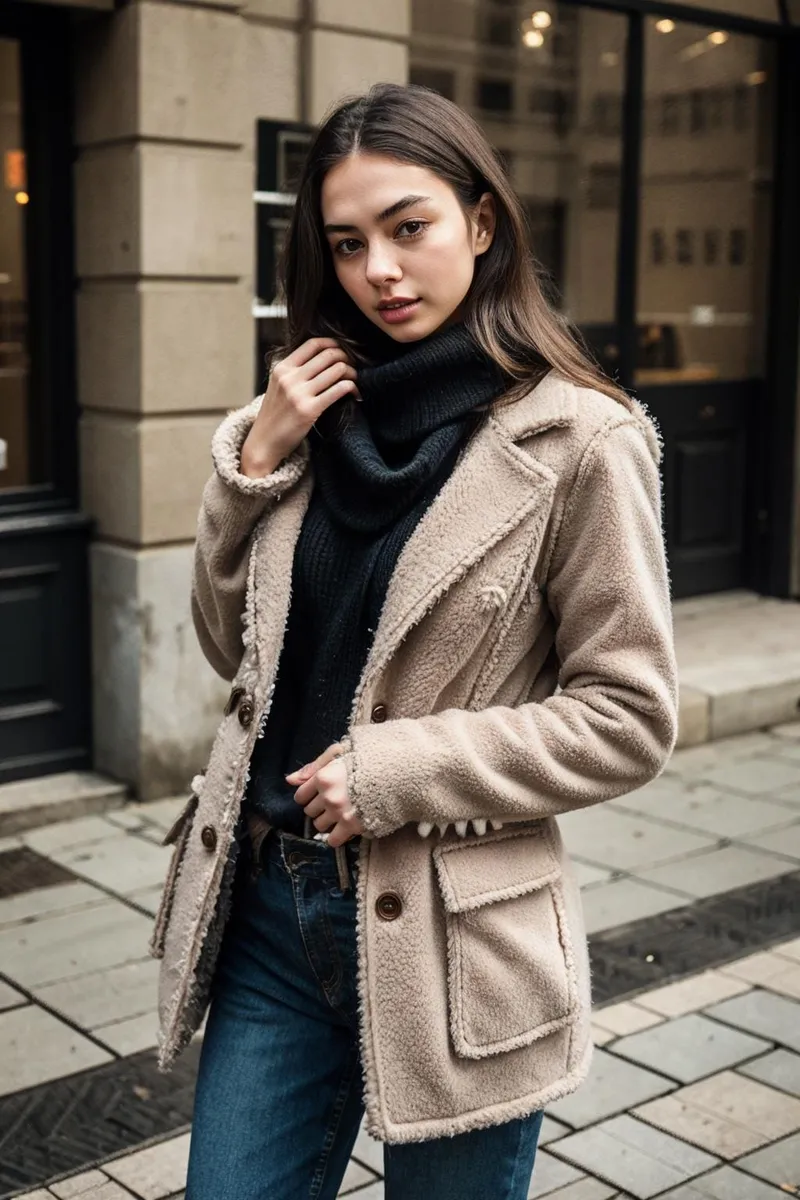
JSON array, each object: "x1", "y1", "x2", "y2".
[{"x1": 278, "y1": 81, "x2": 629, "y2": 409}]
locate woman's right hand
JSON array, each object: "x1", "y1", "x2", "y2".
[{"x1": 240, "y1": 337, "x2": 359, "y2": 479}]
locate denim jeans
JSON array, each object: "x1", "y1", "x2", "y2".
[{"x1": 185, "y1": 826, "x2": 544, "y2": 1200}]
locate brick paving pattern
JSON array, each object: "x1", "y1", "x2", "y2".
[{"x1": 1, "y1": 721, "x2": 799, "y2": 1199}]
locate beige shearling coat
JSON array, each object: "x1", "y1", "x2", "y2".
[{"x1": 149, "y1": 368, "x2": 679, "y2": 1145}]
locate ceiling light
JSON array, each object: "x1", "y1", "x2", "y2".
[
  {"x1": 655, "y1": 18, "x2": 675, "y2": 33},
  {"x1": 531, "y1": 10, "x2": 552, "y2": 29},
  {"x1": 14, "y1": 191, "x2": 28, "y2": 205},
  {"x1": 708, "y1": 30, "x2": 729, "y2": 45},
  {"x1": 523, "y1": 28, "x2": 545, "y2": 47},
  {"x1": 746, "y1": 69, "x2": 767, "y2": 85}
]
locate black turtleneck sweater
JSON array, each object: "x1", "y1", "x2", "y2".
[{"x1": 243, "y1": 322, "x2": 508, "y2": 836}]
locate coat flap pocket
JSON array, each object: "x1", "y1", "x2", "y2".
[{"x1": 432, "y1": 824, "x2": 560, "y2": 914}]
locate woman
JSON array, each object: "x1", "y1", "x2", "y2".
[{"x1": 149, "y1": 82, "x2": 678, "y2": 1199}]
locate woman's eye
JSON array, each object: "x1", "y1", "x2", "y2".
[
  {"x1": 335, "y1": 238, "x2": 362, "y2": 257},
  {"x1": 398, "y1": 220, "x2": 427, "y2": 239}
]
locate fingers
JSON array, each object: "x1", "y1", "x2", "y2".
[{"x1": 290, "y1": 337, "x2": 346, "y2": 367}]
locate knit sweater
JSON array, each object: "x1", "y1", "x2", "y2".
[{"x1": 242, "y1": 322, "x2": 508, "y2": 836}]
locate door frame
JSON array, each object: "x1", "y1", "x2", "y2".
[{"x1": 573, "y1": 0, "x2": 800, "y2": 598}]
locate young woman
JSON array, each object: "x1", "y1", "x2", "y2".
[{"x1": 149, "y1": 82, "x2": 678, "y2": 1200}]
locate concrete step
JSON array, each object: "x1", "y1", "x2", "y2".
[
  {"x1": 674, "y1": 590, "x2": 800, "y2": 748},
  {"x1": 0, "y1": 770, "x2": 128, "y2": 837}
]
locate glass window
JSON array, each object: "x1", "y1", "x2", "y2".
[
  {"x1": 0, "y1": 39, "x2": 30, "y2": 493},
  {"x1": 665, "y1": 0, "x2": 779, "y2": 20},
  {"x1": 636, "y1": 18, "x2": 774, "y2": 384},
  {"x1": 410, "y1": 0, "x2": 627, "y2": 370}
]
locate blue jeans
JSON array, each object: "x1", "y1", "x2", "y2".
[{"x1": 186, "y1": 826, "x2": 544, "y2": 1200}]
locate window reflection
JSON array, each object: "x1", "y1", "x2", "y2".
[
  {"x1": 636, "y1": 18, "x2": 773, "y2": 385},
  {"x1": 0, "y1": 39, "x2": 29, "y2": 491}
]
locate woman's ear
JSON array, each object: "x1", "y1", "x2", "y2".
[{"x1": 474, "y1": 192, "x2": 496, "y2": 256}]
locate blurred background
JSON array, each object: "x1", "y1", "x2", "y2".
[{"x1": 0, "y1": 0, "x2": 798, "y2": 805}]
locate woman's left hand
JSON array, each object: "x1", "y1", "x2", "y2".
[{"x1": 287, "y1": 743, "x2": 365, "y2": 847}]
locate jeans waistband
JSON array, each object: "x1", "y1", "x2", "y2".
[{"x1": 245, "y1": 811, "x2": 360, "y2": 892}]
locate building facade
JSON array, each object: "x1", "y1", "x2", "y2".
[{"x1": 0, "y1": 0, "x2": 798, "y2": 800}]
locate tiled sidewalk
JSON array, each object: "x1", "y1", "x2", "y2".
[{"x1": 1, "y1": 721, "x2": 799, "y2": 1199}]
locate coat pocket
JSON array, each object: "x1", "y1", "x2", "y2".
[
  {"x1": 148, "y1": 791, "x2": 199, "y2": 960},
  {"x1": 433, "y1": 824, "x2": 578, "y2": 1059}
]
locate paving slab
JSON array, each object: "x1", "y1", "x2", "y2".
[
  {"x1": 656, "y1": 1164, "x2": 793, "y2": 1198},
  {"x1": 609, "y1": 784, "x2": 797, "y2": 840},
  {"x1": 22, "y1": 816, "x2": 123, "y2": 857},
  {"x1": 0, "y1": 978, "x2": 26, "y2": 1011},
  {"x1": 700, "y1": 756, "x2": 800, "y2": 798},
  {"x1": 0, "y1": 881, "x2": 108, "y2": 929},
  {"x1": 529, "y1": 1181, "x2": 617, "y2": 1199},
  {"x1": 50, "y1": 1168, "x2": 111, "y2": 1196},
  {"x1": 549, "y1": 1113, "x2": 718, "y2": 1199},
  {"x1": 705, "y1": 990, "x2": 800, "y2": 1053},
  {"x1": 737, "y1": 1048, "x2": 800, "y2": 1097},
  {"x1": 48, "y1": 834, "x2": 171, "y2": 896},
  {"x1": 539, "y1": 1115, "x2": 572, "y2": 1145},
  {"x1": 724, "y1": 955, "x2": 800, "y2": 999},
  {"x1": 736, "y1": 1130, "x2": 800, "y2": 1190},
  {"x1": 611, "y1": 1013, "x2": 770, "y2": 1083},
  {"x1": 579, "y1": 877, "x2": 689, "y2": 935},
  {"x1": 570, "y1": 860, "x2": 614, "y2": 889},
  {"x1": 549, "y1": 1048, "x2": 674, "y2": 1129},
  {"x1": 0, "y1": 900, "x2": 153, "y2": 987},
  {"x1": 526, "y1": 1151, "x2": 585, "y2": 1198},
  {"x1": 773, "y1": 722, "x2": 800, "y2": 740},
  {"x1": 0, "y1": 771, "x2": 127, "y2": 837},
  {"x1": 634, "y1": 1070, "x2": 800, "y2": 1158},
  {"x1": 634, "y1": 971, "x2": 751, "y2": 1019},
  {"x1": 33, "y1": 958, "x2": 160, "y2": 1029},
  {"x1": 0, "y1": 1004, "x2": 112, "y2": 1096},
  {"x1": 665, "y1": 733, "x2": 778, "y2": 778},
  {"x1": 352, "y1": 1123, "x2": 383, "y2": 1175},
  {"x1": 739, "y1": 821, "x2": 800, "y2": 861},
  {"x1": 93, "y1": 1013, "x2": 160, "y2": 1056},
  {"x1": 339, "y1": 1156, "x2": 378, "y2": 1193},
  {"x1": 635, "y1": 845, "x2": 794, "y2": 899},
  {"x1": 103, "y1": 1133, "x2": 191, "y2": 1200},
  {"x1": 774, "y1": 936, "x2": 800, "y2": 963},
  {"x1": 557, "y1": 807, "x2": 716, "y2": 874},
  {"x1": 719, "y1": 949, "x2": 800, "y2": 988},
  {"x1": 591, "y1": 1002, "x2": 664, "y2": 1038}
]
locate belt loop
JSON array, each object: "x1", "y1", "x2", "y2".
[{"x1": 334, "y1": 843, "x2": 351, "y2": 892}]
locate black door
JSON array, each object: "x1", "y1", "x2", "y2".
[{"x1": 0, "y1": 7, "x2": 92, "y2": 784}]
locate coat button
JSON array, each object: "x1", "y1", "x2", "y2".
[
  {"x1": 375, "y1": 891, "x2": 402, "y2": 920},
  {"x1": 370, "y1": 703, "x2": 388, "y2": 723},
  {"x1": 238, "y1": 697, "x2": 255, "y2": 728},
  {"x1": 200, "y1": 824, "x2": 217, "y2": 851}
]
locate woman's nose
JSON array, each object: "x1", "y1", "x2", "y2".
[{"x1": 365, "y1": 246, "x2": 402, "y2": 286}]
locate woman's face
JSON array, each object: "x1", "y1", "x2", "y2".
[{"x1": 321, "y1": 152, "x2": 496, "y2": 343}]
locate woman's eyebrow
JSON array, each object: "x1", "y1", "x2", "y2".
[{"x1": 323, "y1": 194, "x2": 432, "y2": 234}]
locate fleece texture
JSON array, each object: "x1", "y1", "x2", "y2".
[{"x1": 149, "y1": 369, "x2": 678, "y2": 1144}]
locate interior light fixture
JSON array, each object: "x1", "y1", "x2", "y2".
[
  {"x1": 746, "y1": 69, "x2": 767, "y2": 85},
  {"x1": 523, "y1": 28, "x2": 545, "y2": 47},
  {"x1": 14, "y1": 191, "x2": 28, "y2": 205},
  {"x1": 531, "y1": 10, "x2": 552, "y2": 29},
  {"x1": 655, "y1": 18, "x2": 675, "y2": 33},
  {"x1": 708, "y1": 30, "x2": 729, "y2": 45}
]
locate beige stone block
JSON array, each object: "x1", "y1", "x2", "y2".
[
  {"x1": 675, "y1": 684, "x2": 709, "y2": 749},
  {"x1": 313, "y1": 0, "x2": 409, "y2": 38},
  {"x1": 92, "y1": 543, "x2": 228, "y2": 799},
  {"x1": 635, "y1": 970, "x2": 752, "y2": 1019},
  {"x1": 591, "y1": 1002, "x2": 663, "y2": 1038},
  {"x1": 140, "y1": 143, "x2": 252, "y2": 277},
  {"x1": 75, "y1": 145, "x2": 139, "y2": 278},
  {"x1": 309, "y1": 29, "x2": 407, "y2": 124},
  {"x1": 243, "y1": 0, "x2": 300, "y2": 22},
  {"x1": 138, "y1": 3, "x2": 246, "y2": 145},
  {"x1": 73, "y1": 5, "x2": 138, "y2": 146},
  {"x1": 81, "y1": 412, "x2": 220, "y2": 542},
  {"x1": 246, "y1": 22, "x2": 300, "y2": 122},
  {"x1": 140, "y1": 414, "x2": 219, "y2": 542},
  {"x1": 78, "y1": 282, "x2": 253, "y2": 414},
  {"x1": 76, "y1": 144, "x2": 251, "y2": 279}
]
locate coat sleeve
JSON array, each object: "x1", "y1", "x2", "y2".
[
  {"x1": 339, "y1": 416, "x2": 679, "y2": 838},
  {"x1": 191, "y1": 397, "x2": 310, "y2": 681}
]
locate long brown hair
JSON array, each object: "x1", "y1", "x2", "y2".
[{"x1": 279, "y1": 82, "x2": 629, "y2": 410}]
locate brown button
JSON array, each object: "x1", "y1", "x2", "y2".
[
  {"x1": 238, "y1": 697, "x2": 255, "y2": 728},
  {"x1": 370, "y1": 703, "x2": 388, "y2": 723},
  {"x1": 224, "y1": 686, "x2": 244, "y2": 716},
  {"x1": 200, "y1": 824, "x2": 217, "y2": 851},
  {"x1": 375, "y1": 891, "x2": 402, "y2": 920}
]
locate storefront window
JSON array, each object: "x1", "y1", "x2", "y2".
[
  {"x1": 0, "y1": 38, "x2": 29, "y2": 491},
  {"x1": 410, "y1": 1, "x2": 627, "y2": 361},
  {"x1": 636, "y1": 18, "x2": 774, "y2": 384}
]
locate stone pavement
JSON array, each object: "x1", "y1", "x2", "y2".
[{"x1": 1, "y1": 721, "x2": 799, "y2": 1199}]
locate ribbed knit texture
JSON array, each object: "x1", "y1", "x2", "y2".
[{"x1": 243, "y1": 322, "x2": 508, "y2": 836}]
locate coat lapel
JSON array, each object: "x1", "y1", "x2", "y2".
[{"x1": 352, "y1": 375, "x2": 571, "y2": 711}]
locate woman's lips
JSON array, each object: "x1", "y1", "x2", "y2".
[{"x1": 377, "y1": 299, "x2": 421, "y2": 324}]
